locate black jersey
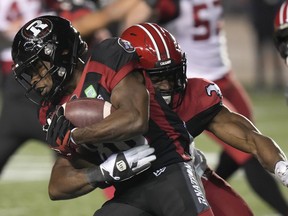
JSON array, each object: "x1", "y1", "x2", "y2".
[{"x1": 39, "y1": 38, "x2": 192, "y2": 170}]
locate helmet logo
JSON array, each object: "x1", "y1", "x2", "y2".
[
  {"x1": 22, "y1": 18, "x2": 53, "y2": 40},
  {"x1": 159, "y1": 60, "x2": 172, "y2": 66},
  {"x1": 118, "y1": 38, "x2": 135, "y2": 53}
]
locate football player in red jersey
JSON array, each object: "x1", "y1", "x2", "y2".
[
  {"x1": 12, "y1": 15, "x2": 215, "y2": 216},
  {"x1": 119, "y1": 1, "x2": 288, "y2": 214},
  {"x1": 121, "y1": 22, "x2": 288, "y2": 216}
]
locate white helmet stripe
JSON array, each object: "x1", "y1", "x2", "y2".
[
  {"x1": 286, "y1": 3, "x2": 288, "y2": 24},
  {"x1": 147, "y1": 23, "x2": 170, "y2": 59},
  {"x1": 279, "y1": 2, "x2": 288, "y2": 26},
  {"x1": 136, "y1": 23, "x2": 170, "y2": 61},
  {"x1": 136, "y1": 24, "x2": 161, "y2": 60}
]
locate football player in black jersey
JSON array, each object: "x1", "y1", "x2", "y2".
[
  {"x1": 12, "y1": 15, "x2": 215, "y2": 216},
  {"x1": 121, "y1": 22, "x2": 288, "y2": 215}
]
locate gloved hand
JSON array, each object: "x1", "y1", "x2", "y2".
[
  {"x1": 46, "y1": 106, "x2": 78, "y2": 157},
  {"x1": 274, "y1": 160, "x2": 288, "y2": 186},
  {"x1": 100, "y1": 144, "x2": 156, "y2": 182},
  {"x1": 86, "y1": 145, "x2": 156, "y2": 187}
]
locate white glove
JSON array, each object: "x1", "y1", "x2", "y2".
[
  {"x1": 274, "y1": 161, "x2": 288, "y2": 186},
  {"x1": 100, "y1": 145, "x2": 156, "y2": 182}
]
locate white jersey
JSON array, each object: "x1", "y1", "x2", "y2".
[
  {"x1": 0, "y1": 0, "x2": 42, "y2": 61},
  {"x1": 163, "y1": 0, "x2": 231, "y2": 81}
]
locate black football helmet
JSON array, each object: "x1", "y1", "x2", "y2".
[
  {"x1": 121, "y1": 22, "x2": 187, "y2": 108},
  {"x1": 11, "y1": 15, "x2": 87, "y2": 106}
]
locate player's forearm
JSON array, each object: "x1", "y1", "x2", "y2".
[
  {"x1": 48, "y1": 158, "x2": 97, "y2": 200},
  {"x1": 49, "y1": 169, "x2": 95, "y2": 200},
  {"x1": 209, "y1": 107, "x2": 287, "y2": 173},
  {"x1": 72, "y1": 0, "x2": 140, "y2": 37},
  {"x1": 72, "y1": 11, "x2": 110, "y2": 37},
  {"x1": 252, "y1": 133, "x2": 287, "y2": 173},
  {"x1": 122, "y1": 1, "x2": 153, "y2": 32}
]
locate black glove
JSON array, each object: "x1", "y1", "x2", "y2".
[{"x1": 46, "y1": 106, "x2": 77, "y2": 157}]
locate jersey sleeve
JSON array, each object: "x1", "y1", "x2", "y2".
[
  {"x1": 182, "y1": 78, "x2": 223, "y2": 137},
  {"x1": 189, "y1": 78, "x2": 223, "y2": 113}
]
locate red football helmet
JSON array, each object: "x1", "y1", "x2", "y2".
[
  {"x1": 121, "y1": 22, "x2": 187, "y2": 108},
  {"x1": 274, "y1": 1, "x2": 288, "y2": 61}
]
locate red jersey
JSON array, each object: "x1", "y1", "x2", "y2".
[{"x1": 173, "y1": 78, "x2": 223, "y2": 137}]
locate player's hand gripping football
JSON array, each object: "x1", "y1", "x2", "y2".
[
  {"x1": 99, "y1": 145, "x2": 156, "y2": 183},
  {"x1": 275, "y1": 160, "x2": 288, "y2": 186},
  {"x1": 46, "y1": 106, "x2": 78, "y2": 157}
]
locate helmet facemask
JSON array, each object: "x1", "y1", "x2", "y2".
[
  {"x1": 147, "y1": 55, "x2": 187, "y2": 109},
  {"x1": 13, "y1": 39, "x2": 73, "y2": 106}
]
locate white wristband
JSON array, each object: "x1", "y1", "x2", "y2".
[{"x1": 274, "y1": 160, "x2": 288, "y2": 186}]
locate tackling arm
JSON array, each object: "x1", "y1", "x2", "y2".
[
  {"x1": 48, "y1": 156, "x2": 96, "y2": 200},
  {"x1": 207, "y1": 106, "x2": 287, "y2": 173},
  {"x1": 48, "y1": 145, "x2": 156, "y2": 200},
  {"x1": 72, "y1": 0, "x2": 141, "y2": 37}
]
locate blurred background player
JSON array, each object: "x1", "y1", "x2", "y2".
[
  {"x1": 0, "y1": 0, "x2": 48, "y2": 176},
  {"x1": 248, "y1": 0, "x2": 285, "y2": 90}
]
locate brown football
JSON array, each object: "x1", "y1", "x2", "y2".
[
  {"x1": 62, "y1": 98, "x2": 116, "y2": 128},
  {"x1": 61, "y1": 98, "x2": 143, "y2": 165}
]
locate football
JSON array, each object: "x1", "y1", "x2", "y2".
[
  {"x1": 62, "y1": 98, "x2": 116, "y2": 128},
  {"x1": 61, "y1": 97, "x2": 145, "y2": 165}
]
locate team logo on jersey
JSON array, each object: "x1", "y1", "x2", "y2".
[
  {"x1": 205, "y1": 84, "x2": 222, "y2": 98},
  {"x1": 153, "y1": 167, "x2": 166, "y2": 177},
  {"x1": 84, "y1": 85, "x2": 97, "y2": 98},
  {"x1": 118, "y1": 38, "x2": 135, "y2": 53}
]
